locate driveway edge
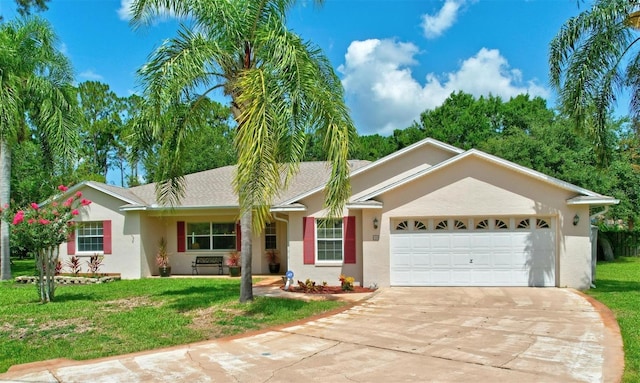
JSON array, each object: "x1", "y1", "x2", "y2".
[{"x1": 574, "y1": 290, "x2": 625, "y2": 383}]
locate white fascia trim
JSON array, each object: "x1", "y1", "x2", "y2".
[
  {"x1": 119, "y1": 204, "x2": 239, "y2": 212},
  {"x1": 355, "y1": 149, "x2": 604, "y2": 202},
  {"x1": 346, "y1": 201, "x2": 383, "y2": 209},
  {"x1": 39, "y1": 181, "x2": 141, "y2": 206},
  {"x1": 278, "y1": 138, "x2": 464, "y2": 206},
  {"x1": 270, "y1": 204, "x2": 307, "y2": 212},
  {"x1": 566, "y1": 197, "x2": 620, "y2": 206}
]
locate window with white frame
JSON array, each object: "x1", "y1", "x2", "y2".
[
  {"x1": 187, "y1": 222, "x2": 236, "y2": 250},
  {"x1": 265, "y1": 222, "x2": 277, "y2": 250},
  {"x1": 316, "y1": 219, "x2": 342, "y2": 262},
  {"x1": 77, "y1": 222, "x2": 104, "y2": 252}
]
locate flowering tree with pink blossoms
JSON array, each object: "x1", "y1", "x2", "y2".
[{"x1": 2, "y1": 185, "x2": 91, "y2": 302}]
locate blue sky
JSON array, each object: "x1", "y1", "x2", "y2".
[{"x1": 0, "y1": 0, "x2": 585, "y2": 136}]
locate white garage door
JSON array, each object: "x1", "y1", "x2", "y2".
[{"x1": 390, "y1": 217, "x2": 555, "y2": 286}]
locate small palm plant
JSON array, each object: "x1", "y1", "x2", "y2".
[{"x1": 156, "y1": 237, "x2": 171, "y2": 277}]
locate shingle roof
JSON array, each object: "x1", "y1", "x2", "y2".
[{"x1": 109, "y1": 160, "x2": 372, "y2": 209}]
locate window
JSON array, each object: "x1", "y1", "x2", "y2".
[
  {"x1": 435, "y1": 220, "x2": 448, "y2": 230},
  {"x1": 265, "y1": 222, "x2": 277, "y2": 249},
  {"x1": 536, "y1": 219, "x2": 550, "y2": 229},
  {"x1": 414, "y1": 220, "x2": 427, "y2": 230},
  {"x1": 494, "y1": 219, "x2": 509, "y2": 229},
  {"x1": 453, "y1": 220, "x2": 467, "y2": 230},
  {"x1": 316, "y1": 219, "x2": 343, "y2": 262},
  {"x1": 395, "y1": 220, "x2": 409, "y2": 231},
  {"x1": 77, "y1": 222, "x2": 104, "y2": 252},
  {"x1": 187, "y1": 222, "x2": 236, "y2": 250},
  {"x1": 517, "y1": 218, "x2": 530, "y2": 229},
  {"x1": 476, "y1": 219, "x2": 489, "y2": 229}
]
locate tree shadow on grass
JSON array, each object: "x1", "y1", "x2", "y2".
[
  {"x1": 53, "y1": 291, "x2": 99, "y2": 303},
  {"x1": 158, "y1": 284, "x2": 241, "y2": 311},
  {"x1": 592, "y1": 279, "x2": 640, "y2": 293}
]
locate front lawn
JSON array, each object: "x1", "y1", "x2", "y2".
[
  {"x1": 586, "y1": 257, "x2": 640, "y2": 383},
  {"x1": 0, "y1": 262, "x2": 344, "y2": 373}
]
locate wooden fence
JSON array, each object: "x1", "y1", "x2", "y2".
[{"x1": 600, "y1": 231, "x2": 640, "y2": 257}]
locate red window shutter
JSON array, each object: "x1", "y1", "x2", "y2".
[
  {"x1": 236, "y1": 221, "x2": 241, "y2": 251},
  {"x1": 67, "y1": 229, "x2": 76, "y2": 255},
  {"x1": 177, "y1": 221, "x2": 186, "y2": 252},
  {"x1": 344, "y1": 216, "x2": 356, "y2": 264},
  {"x1": 303, "y1": 217, "x2": 315, "y2": 264},
  {"x1": 103, "y1": 220, "x2": 112, "y2": 254}
]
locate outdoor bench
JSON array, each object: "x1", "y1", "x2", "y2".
[{"x1": 191, "y1": 255, "x2": 224, "y2": 275}]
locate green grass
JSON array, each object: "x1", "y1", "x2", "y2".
[
  {"x1": 0, "y1": 261, "x2": 344, "y2": 373},
  {"x1": 586, "y1": 257, "x2": 640, "y2": 383}
]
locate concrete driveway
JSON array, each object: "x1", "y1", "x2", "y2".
[{"x1": 0, "y1": 287, "x2": 623, "y2": 383}]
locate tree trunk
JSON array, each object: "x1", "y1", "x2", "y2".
[
  {"x1": 239, "y1": 209, "x2": 253, "y2": 302},
  {"x1": 0, "y1": 140, "x2": 11, "y2": 280}
]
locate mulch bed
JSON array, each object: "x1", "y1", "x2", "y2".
[{"x1": 281, "y1": 285, "x2": 376, "y2": 294}]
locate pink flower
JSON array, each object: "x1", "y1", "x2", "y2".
[
  {"x1": 52, "y1": 202, "x2": 58, "y2": 207},
  {"x1": 30, "y1": 203, "x2": 39, "y2": 210},
  {"x1": 12, "y1": 211, "x2": 24, "y2": 225},
  {"x1": 71, "y1": 209, "x2": 79, "y2": 216},
  {"x1": 28, "y1": 219, "x2": 35, "y2": 224},
  {"x1": 75, "y1": 191, "x2": 82, "y2": 198},
  {"x1": 81, "y1": 199, "x2": 92, "y2": 206},
  {"x1": 39, "y1": 219, "x2": 50, "y2": 225},
  {"x1": 58, "y1": 185, "x2": 69, "y2": 192},
  {"x1": 63, "y1": 197, "x2": 74, "y2": 207}
]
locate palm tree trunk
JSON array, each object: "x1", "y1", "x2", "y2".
[
  {"x1": 0, "y1": 140, "x2": 11, "y2": 280},
  {"x1": 239, "y1": 209, "x2": 253, "y2": 302}
]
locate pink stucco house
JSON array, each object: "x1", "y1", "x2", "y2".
[{"x1": 59, "y1": 137, "x2": 618, "y2": 289}]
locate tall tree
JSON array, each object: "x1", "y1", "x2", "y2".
[
  {"x1": 76, "y1": 81, "x2": 123, "y2": 180},
  {"x1": 141, "y1": 98, "x2": 236, "y2": 182},
  {"x1": 1, "y1": 0, "x2": 50, "y2": 21},
  {"x1": 549, "y1": 0, "x2": 640, "y2": 163},
  {"x1": 0, "y1": 17, "x2": 77, "y2": 280},
  {"x1": 131, "y1": 0, "x2": 355, "y2": 302},
  {"x1": 115, "y1": 94, "x2": 146, "y2": 187}
]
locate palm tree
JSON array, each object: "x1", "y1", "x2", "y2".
[
  {"x1": 131, "y1": 0, "x2": 356, "y2": 302},
  {"x1": 0, "y1": 17, "x2": 78, "y2": 280},
  {"x1": 550, "y1": 0, "x2": 640, "y2": 163}
]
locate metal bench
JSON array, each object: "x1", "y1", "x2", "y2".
[{"x1": 191, "y1": 256, "x2": 224, "y2": 275}]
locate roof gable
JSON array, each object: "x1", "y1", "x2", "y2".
[
  {"x1": 276, "y1": 138, "x2": 463, "y2": 207},
  {"x1": 353, "y1": 149, "x2": 617, "y2": 204}
]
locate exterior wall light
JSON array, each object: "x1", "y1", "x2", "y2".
[
  {"x1": 573, "y1": 214, "x2": 580, "y2": 226},
  {"x1": 373, "y1": 217, "x2": 379, "y2": 230}
]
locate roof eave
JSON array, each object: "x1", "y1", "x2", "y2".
[
  {"x1": 566, "y1": 197, "x2": 620, "y2": 206},
  {"x1": 270, "y1": 204, "x2": 307, "y2": 212},
  {"x1": 346, "y1": 201, "x2": 384, "y2": 209}
]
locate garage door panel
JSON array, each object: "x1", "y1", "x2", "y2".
[
  {"x1": 390, "y1": 217, "x2": 556, "y2": 287},
  {"x1": 431, "y1": 270, "x2": 452, "y2": 283},
  {"x1": 411, "y1": 236, "x2": 431, "y2": 250},
  {"x1": 492, "y1": 252, "x2": 515, "y2": 267},
  {"x1": 451, "y1": 234, "x2": 471, "y2": 249},
  {"x1": 451, "y1": 270, "x2": 471, "y2": 284},
  {"x1": 451, "y1": 253, "x2": 471, "y2": 267},
  {"x1": 412, "y1": 254, "x2": 431, "y2": 267},
  {"x1": 431, "y1": 254, "x2": 451, "y2": 267},
  {"x1": 431, "y1": 235, "x2": 452, "y2": 250},
  {"x1": 470, "y1": 253, "x2": 490, "y2": 267},
  {"x1": 471, "y1": 270, "x2": 494, "y2": 284}
]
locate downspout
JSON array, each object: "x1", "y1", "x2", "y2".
[
  {"x1": 273, "y1": 213, "x2": 289, "y2": 271},
  {"x1": 589, "y1": 206, "x2": 609, "y2": 288}
]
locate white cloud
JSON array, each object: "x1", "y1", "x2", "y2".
[
  {"x1": 117, "y1": 0, "x2": 134, "y2": 21},
  {"x1": 339, "y1": 39, "x2": 549, "y2": 136},
  {"x1": 78, "y1": 69, "x2": 104, "y2": 81},
  {"x1": 117, "y1": 0, "x2": 179, "y2": 22},
  {"x1": 422, "y1": 0, "x2": 467, "y2": 39}
]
